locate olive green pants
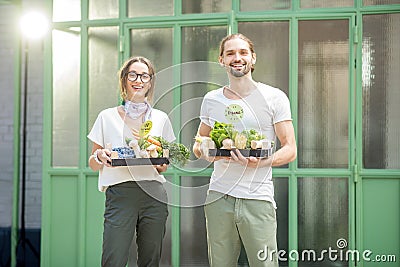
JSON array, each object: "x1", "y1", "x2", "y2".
[
  {"x1": 204, "y1": 190, "x2": 279, "y2": 267},
  {"x1": 102, "y1": 181, "x2": 168, "y2": 267}
]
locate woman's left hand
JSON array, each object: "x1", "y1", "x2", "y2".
[
  {"x1": 131, "y1": 128, "x2": 141, "y2": 139},
  {"x1": 155, "y1": 164, "x2": 168, "y2": 173}
]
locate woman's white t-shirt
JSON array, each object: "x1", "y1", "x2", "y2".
[{"x1": 87, "y1": 107, "x2": 175, "y2": 192}]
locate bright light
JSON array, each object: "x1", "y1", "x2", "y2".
[{"x1": 20, "y1": 11, "x2": 49, "y2": 40}]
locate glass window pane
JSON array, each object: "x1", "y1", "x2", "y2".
[
  {"x1": 130, "y1": 28, "x2": 173, "y2": 115},
  {"x1": 180, "y1": 26, "x2": 228, "y2": 169},
  {"x1": 362, "y1": 14, "x2": 400, "y2": 169},
  {"x1": 52, "y1": 29, "x2": 80, "y2": 166},
  {"x1": 88, "y1": 27, "x2": 119, "y2": 155},
  {"x1": 298, "y1": 20, "x2": 349, "y2": 169},
  {"x1": 53, "y1": 0, "x2": 80, "y2": 22},
  {"x1": 179, "y1": 176, "x2": 210, "y2": 266},
  {"x1": 240, "y1": 0, "x2": 290, "y2": 11},
  {"x1": 238, "y1": 22, "x2": 290, "y2": 95},
  {"x1": 181, "y1": 26, "x2": 228, "y2": 63},
  {"x1": 89, "y1": 0, "x2": 118, "y2": 19},
  {"x1": 130, "y1": 28, "x2": 173, "y2": 72},
  {"x1": 301, "y1": 0, "x2": 353, "y2": 8},
  {"x1": 128, "y1": 0, "x2": 173, "y2": 17},
  {"x1": 298, "y1": 177, "x2": 348, "y2": 267},
  {"x1": 364, "y1": 0, "x2": 400, "y2": 5},
  {"x1": 182, "y1": 0, "x2": 231, "y2": 13}
]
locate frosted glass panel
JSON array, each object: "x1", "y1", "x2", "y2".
[
  {"x1": 364, "y1": 0, "x2": 400, "y2": 5},
  {"x1": 128, "y1": 0, "x2": 173, "y2": 17},
  {"x1": 52, "y1": 30, "x2": 80, "y2": 166},
  {"x1": 88, "y1": 27, "x2": 119, "y2": 154},
  {"x1": 301, "y1": 0, "x2": 353, "y2": 8},
  {"x1": 180, "y1": 26, "x2": 228, "y2": 169},
  {"x1": 298, "y1": 177, "x2": 348, "y2": 267},
  {"x1": 240, "y1": 0, "x2": 290, "y2": 11},
  {"x1": 181, "y1": 26, "x2": 227, "y2": 63},
  {"x1": 298, "y1": 20, "x2": 349, "y2": 168},
  {"x1": 362, "y1": 14, "x2": 400, "y2": 169},
  {"x1": 130, "y1": 28, "x2": 173, "y2": 71},
  {"x1": 238, "y1": 22, "x2": 290, "y2": 95},
  {"x1": 182, "y1": 0, "x2": 231, "y2": 13},
  {"x1": 53, "y1": 0, "x2": 80, "y2": 22},
  {"x1": 89, "y1": 0, "x2": 118, "y2": 19},
  {"x1": 130, "y1": 28, "x2": 173, "y2": 114}
]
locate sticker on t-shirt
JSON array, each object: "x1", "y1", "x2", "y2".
[
  {"x1": 139, "y1": 120, "x2": 152, "y2": 137},
  {"x1": 224, "y1": 104, "x2": 244, "y2": 122}
]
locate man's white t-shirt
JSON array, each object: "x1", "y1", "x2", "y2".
[
  {"x1": 87, "y1": 107, "x2": 175, "y2": 192},
  {"x1": 200, "y1": 83, "x2": 292, "y2": 208}
]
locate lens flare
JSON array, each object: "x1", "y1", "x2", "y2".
[{"x1": 20, "y1": 11, "x2": 49, "y2": 40}]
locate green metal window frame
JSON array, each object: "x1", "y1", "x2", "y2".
[{"x1": 10, "y1": 0, "x2": 400, "y2": 266}]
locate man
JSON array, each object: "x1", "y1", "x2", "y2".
[{"x1": 193, "y1": 33, "x2": 297, "y2": 267}]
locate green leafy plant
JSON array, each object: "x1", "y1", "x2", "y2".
[
  {"x1": 153, "y1": 136, "x2": 190, "y2": 167},
  {"x1": 125, "y1": 136, "x2": 190, "y2": 167},
  {"x1": 209, "y1": 121, "x2": 265, "y2": 149},
  {"x1": 240, "y1": 129, "x2": 265, "y2": 149},
  {"x1": 209, "y1": 122, "x2": 237, "y2": 148}
]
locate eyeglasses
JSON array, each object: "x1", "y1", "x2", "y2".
[{"x1": 127, "y1": 71, "x2": 152, "y2": 83}]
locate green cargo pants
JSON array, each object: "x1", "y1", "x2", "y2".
[{"x1": 204, "y1": 190, "x2": 279, "y2": 267}]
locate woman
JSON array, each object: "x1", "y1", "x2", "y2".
[{"x1": 88, "y1": 56, "x2": 175, "y2": 267}]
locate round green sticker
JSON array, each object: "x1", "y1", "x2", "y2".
[
  {"x1": 139, "y1": 120, "x2": 152, "y2": 137},
  {"x1": 224, "y1": 104, "x2": 244, "y2": 122}
]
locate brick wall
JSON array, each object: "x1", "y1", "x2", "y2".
[
  {"x1": 0, "y1": 4, "x2": 17, "y2": 228},
  {"x1": 0, "y1": 3, "x2": 43, "y2": 229},
  {"x1": 23, "y1": 39, "x2": 44, "y2": 229}
]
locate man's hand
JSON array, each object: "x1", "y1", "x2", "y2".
[
  {"x1": 230, "y1": 149, "x2": 272, "y2": 168},
  {"x1": 155, "y1": 164, "x2": 168, "y2": 173}
]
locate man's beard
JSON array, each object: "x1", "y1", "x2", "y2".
[{"x1": 229, "y1": 62, "x2": 251, "y2": 77}]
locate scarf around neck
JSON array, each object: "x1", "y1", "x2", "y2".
[{"x1": 123, "y1": 100, "x2": 152, "y2": 121}]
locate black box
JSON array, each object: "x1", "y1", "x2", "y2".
[
  {"x1": 111, "y1": 157, "x2": 169, "y2": 166},
  {"x1": 208, "y1": 148, "x2": 272, "y2": 158}
]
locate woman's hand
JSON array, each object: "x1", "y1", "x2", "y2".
[
  {"x1": 131, "y1": 128, "x2": 141, "y2": 139},
  {"x1": 97, "y1": 148, "x2": 113, "y2": 167},
  {"x1": 89, "y1": 144, "x2": 113, "y2": 171}
]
